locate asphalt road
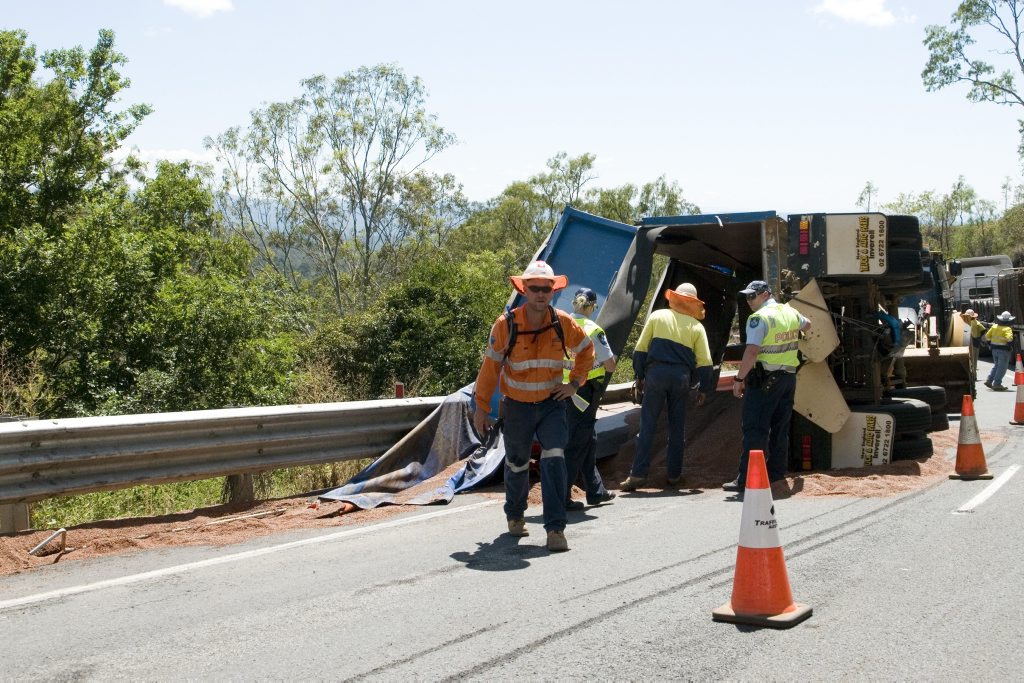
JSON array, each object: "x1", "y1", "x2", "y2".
[{"x1": 2, "y1": 360, "x2": 1023, "y2": 680}]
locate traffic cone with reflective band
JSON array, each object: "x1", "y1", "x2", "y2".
[
  {"x1": 1014, "y1": 354, "x2": 1024, "y2": 386},
  {"x1": 1011, "y1": 384, "x2": 1024, "y2": 426},
  {"x1": 950, "y1": 395, "x2": 994, "y2": 480},
  {"x1": 712, "y1": 450, "x2": 812, "y2": 629}
]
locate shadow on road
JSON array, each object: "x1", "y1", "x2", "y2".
[{"x1": 450, "y1": 534, "x2": 549, "y2": 571}]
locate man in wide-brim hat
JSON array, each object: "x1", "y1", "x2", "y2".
[
  {"x1": 960, "y1": 308, "x2": 988, "y2": 378},
  {"x1": 473, "y1": 260, "x2": 594, "y2": 552},
  {"x1": 984, "y1": 310, "x2": 1017, "y2": 390}
]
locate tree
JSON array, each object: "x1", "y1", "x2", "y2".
[
  {"x1": 856, "y1": 181, "x2": 878, "y2": 211},
  {"x1": 207, "y1": 64, "x2": 457, "y2": 316},
  {"x1": 1001, "y1": 175, "x2": 1015, "y2": 209},
  {"x1": 922, "y1": 1, "x2": 1024, "y2": 160},
  {"x1": 312, "y1": 252, "x2": 509, "y2": 399},
  {"x1": 0, "y1": 29, "x2": 150, "y2": 237},
  {"x1": 949, "y1": 175, "x2": 978, "y2": 226}
]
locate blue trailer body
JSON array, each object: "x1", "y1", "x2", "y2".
[{"x1": 510, "y1": 206, "x2": 638, "y2": 312}]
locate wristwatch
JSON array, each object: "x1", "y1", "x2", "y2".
[
  {"x1": 569, "y1": 379, "x2": 580, "y2": 390},
  {"x1": 735, "y1": 375, "x2": 746, "y2": 382}
]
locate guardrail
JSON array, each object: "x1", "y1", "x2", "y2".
[{"x1": 0, "y1": 383, "x2": 634, "y2": 533}]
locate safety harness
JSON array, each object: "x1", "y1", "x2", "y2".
[{"x1": 501, "y1": 305, "x2": 568, "y2": 365}]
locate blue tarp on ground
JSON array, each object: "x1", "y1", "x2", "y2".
[{"x1": 319, "y1": 384, "x2": 508, "y2": 509}]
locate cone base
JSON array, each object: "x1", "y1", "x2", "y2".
[
  {"x1": 1011, "y1": 421, "x2": 1024, "y2": 426},
  {"x1": 712, "y1": 601, "x2": 812, "y2": 629},
  {"x1": 949, "y1": 472, "x2": 994, "y2": 480}
]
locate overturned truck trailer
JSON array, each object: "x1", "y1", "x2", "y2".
[{"x1": 546, "y1": 207, "x2": 962, "y2": 472}]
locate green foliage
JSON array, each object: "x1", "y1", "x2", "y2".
[
  {"x1": 313, "y1": 251, "x2": 510, "y2": 398},
  {"x1": 29, "y1": 457, "x2": 374, "y2": 528},
  {"x1": 207, "y1": 63, "x2": 458, "y2": 316},
  {"x1": 580, "y1": 174, "x2": 700, "y2": 222},
  {"x1": 0, "y1": 29, "x2": 150, "y2": 237},
  {"x1": 922, "y1": 1, "x2": 1024, "y2": 160},
  {"x1": 448, "y1": 154, "x2": 699, "y2": 274},
  {"x1": 0, "y1": 142, "x2": 301, "y2": 415}
]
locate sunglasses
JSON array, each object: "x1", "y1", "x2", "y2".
[
  {"x1": 745, "y1": 292, "x2": 759, "y2": 300},
  {"x1": 527, "y1": 285, "x2": 553, "y2": 294}
]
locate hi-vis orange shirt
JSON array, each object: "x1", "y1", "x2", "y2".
[{"x1": 475, "y1": 305, "x2": 595, "y2": 406}]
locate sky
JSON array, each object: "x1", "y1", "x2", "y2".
[{"x1": 5, "y1": 0, "x2": 1023, "y2": 216}]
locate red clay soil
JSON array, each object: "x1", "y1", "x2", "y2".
[{"x1": 0, "y1": 394, "x2": 994, "y2": 578}]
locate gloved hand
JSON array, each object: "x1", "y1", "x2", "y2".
[{"x1": 631, "y1": 378, "x2": 645, "y2": 404}]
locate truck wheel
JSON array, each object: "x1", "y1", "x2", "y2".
[
  {"x1": 930, "y1": 412, "x2": 950, "y2": 432},
  {"x1": 886, "y1": 215, "x2": 924, "y2": 250},
  {"x1": 891, "y1": 436, "x2": 934, "y2": 460},
  {"x1": 883, "y1": 248, "x2": 926, "y2": 279},
  {"x1": 888, "y1": 385, "x2": 947, "y2": 412},
  {"x1": 854, "y1": 397, "x2": 933, "y2": 436}
]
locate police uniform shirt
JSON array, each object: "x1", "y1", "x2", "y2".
[{"x1": 745, "y1": 299, "x2": 808, "y2": 372}]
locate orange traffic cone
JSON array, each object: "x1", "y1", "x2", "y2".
[
  {"x1": 1014, "y1": 354, "x2": 1024, "y2": 386},
  {"x1": 1011, "y1": 384, "x2": 1024, "y2": 426},
  {"x1": 950, "y1": 395, "x2": 994, "y2": 479},
  {"x1": 712, "y1": 450, "x2": 812, "y2": 628}
]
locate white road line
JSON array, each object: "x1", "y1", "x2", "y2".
[
  {"x1": 0, "y1": 499, "x2": 499, "y2": 612},
  {"x1": 953, "y1": 465, "x2": 1021, "y2": 514}
]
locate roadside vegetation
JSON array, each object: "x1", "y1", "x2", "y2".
[{"x1": 3, "y1": 8, "x2": 1024, "y2": 525}]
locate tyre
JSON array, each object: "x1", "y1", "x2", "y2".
[
  {"x1": 930, "y1": 412, "x2": 950, "y2": 432},
  {"x1": 888, "y1": 385, "x2": 947, "y2": 412},
  {"x1": 855, "y1": 397, "x2": 933, "y2": 435},
  {"x1": 886, "y1": 215, "x2": 924, "y2": 250},
  {"x1": 885, "y1": 248, "x2": 925, "y2": 278},
  {"x1": 891, "y1": 436, "x2": 934, "y2": 460}
]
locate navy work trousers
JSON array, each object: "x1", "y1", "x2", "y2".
[
  {"x1": 737, "y1": 371, "x2": 796, "y2": 486},
  {"x1": 564, "y1": 377, "x2": 612, "y2": 504},
  {"x1": 632, "y1": 363, "x2": 691, "y2": 479},
  {"x1": 502, "y1": 397, "x2": 568, "y2": 532}
]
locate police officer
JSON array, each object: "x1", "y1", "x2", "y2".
[
  {"x1": 724, "y1": 280, "x2": 811, "y2": 493},
  {"x1": 563, "y1": 288, "x2": 617, "y2": 509}
]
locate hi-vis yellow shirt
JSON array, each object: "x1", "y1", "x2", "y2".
[{"x1": 985, "y1": 323, "x2": 1014, "y2": 347}]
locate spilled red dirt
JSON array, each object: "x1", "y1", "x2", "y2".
[{"x1": 0, "y1": 395, "x2": 993, "y2": 577}]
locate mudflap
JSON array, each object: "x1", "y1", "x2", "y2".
[{"x1": 900, "y1": 347, "x2": 973, "y2": 414}]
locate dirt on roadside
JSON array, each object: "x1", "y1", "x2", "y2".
[{"x1": 0, "y1": 395, "x2": 992, "y2": 578}]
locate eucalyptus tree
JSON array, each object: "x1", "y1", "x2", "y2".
[
  {"x1": 856, "y1": 181, "x2": 878, "y2": 211},
  {"x1": 922, "y1": 1, "x2": 1024, "y2": 160},
  {"x1": 207, "y1": 64, "x2": 457, "y2": 316}
]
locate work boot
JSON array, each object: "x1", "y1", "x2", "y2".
[
  {"x1": 565, "y1": 499, "x2": 585, "y2": 511},
  {"x1": 984, "y1": 380, "x2": 993, "y2": 388},
  {"x1": 587, "y1": 491, "x2": 616, "y2": 506},
  {"x1": 722, "y1": 479, "x2": 743, "y2": 492},
  {"x1": 666, "y1": 475, "x2": 684, "y2": 487},
  {"x1": 619, "y1": 475, "x2": 647, "y2": 491},
  {"x1": 546, "y1": 530, "x2": 569, "y2": 552},
  {"x1": 993, "y1": 385, "x2": 1009, "y2": 392},
  {"x1": 507, "y1": 519, "x2": 528, "y2": 537}
]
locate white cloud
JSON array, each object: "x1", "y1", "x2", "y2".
[
  {"x1": 811, "y1": 0, "x2": 908, "y2": 27},
  {"x1": 162, "y1": 0, "x2": 233, "y2": 19}
]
